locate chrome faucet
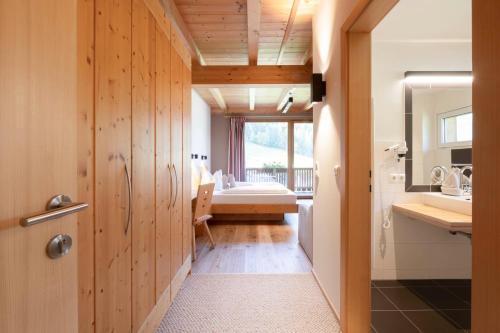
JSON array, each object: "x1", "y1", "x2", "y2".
[
  {"x1": 460, "y1": 166, "x2": 473, "y2": 194},
  {"x1": 430, "y1": 166, "x2": 449, "y2": 185}
]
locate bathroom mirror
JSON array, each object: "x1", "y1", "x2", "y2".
[{"x1": 405, "y1": 71, "x2": 473, "y2": 192}]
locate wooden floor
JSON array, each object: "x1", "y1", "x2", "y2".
[{"x1": 192, "y1": 213, "x2": 312, "y2": 274}]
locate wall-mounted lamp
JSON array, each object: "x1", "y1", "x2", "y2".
[
  {"x1": 201, "y1": 156, "x2": 208, "y2": 160},
  {"x1": 281, "y1": 97, "x2": 294, "y2": 114},
  {"x1": 191, "y1": 154, "x2": 199, "y2": 160},
  {"x1": 311, "y1": 73, "x2": 326, "y2": 103}
]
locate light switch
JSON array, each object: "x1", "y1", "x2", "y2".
[{"x1": 334, "y1": 165, "x2": 341, "y2": 176}]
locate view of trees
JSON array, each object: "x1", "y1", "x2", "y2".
[{"x1": 244, "y1": 122, "x2": 313, "y2": 157}]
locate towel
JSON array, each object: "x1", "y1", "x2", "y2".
[{"x1": 441, "y1": 168, "x2": 463, "y2": 196}]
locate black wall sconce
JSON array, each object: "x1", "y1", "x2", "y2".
[
  {"x1": 191, "y1": 154, "x2": 199, "y2": 160},
  {"x1": 311, "y1": 73, "x2": 326, "y2": 103}
]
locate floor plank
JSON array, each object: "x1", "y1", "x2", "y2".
[{"x1": 192, "y1": 214, "x2": 312, "y2": 274}]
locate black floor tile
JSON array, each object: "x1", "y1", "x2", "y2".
[
  {"x1": 434, "y1": 279, "x2": 471, "y2": 287},
  {"x1": 371, "y1": 311, "x2": 420, "y2": 333},
  {"x1": 399, "y1": 279, "x2": 439, "y2": 287},
  {"x1": 373, "y1": 279, "x2": 437, "y2": 288},
  {"x1": 404, "y1": 310, "x2": 465, "y2": 333},
  {"x1": 372, "y1": 288, "x2": 397, "y2": 310},
  {"x1": 379, "y1": 287, "x2": 432, "y2": 310},
  {"x1": 371, "y1": 280, "x2": 472, "y2": 333},
  {"x1": 445, "y1": 286, "x2": 471, "y2": 304},
  {"x1": 410, "y1": 286, "x2": 470, "y2": 310},
  {"x1": 372, "y1": 280, "x2": 406, "y2": 288},
  {"x1": 440, "y1": 310, "x2": 471, "y2": 330}
]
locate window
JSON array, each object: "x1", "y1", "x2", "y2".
[
  {"x1": 244, "y1": 121, "x2": 313, "y2": 195},
  {"x1": 245, "y1": 122, "x2": 288, "y2": 185},
  {"x1": 294, "y1": 123, "x2": 313, "y2": 193},
  {"x1": 438, "y1": 106, "x2": 472, "y2": 147}
]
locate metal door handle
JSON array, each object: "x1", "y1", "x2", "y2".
[
  {"x1": 21, "y1": 195, "x2": 88, "y2": 227},
  {"x1": 172, "y1": 163, "x2": 178, "y2": 207},
  {"x1": 168, "y1": 164, "x2": 172, "y2": 209},
  {"x1": 124, "y1": 163, "x2": 132, "y2": 235}
]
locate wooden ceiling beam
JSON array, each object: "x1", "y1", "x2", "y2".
[
  {"x1": 208, "y1": 88, "x2": 227, "y2": 110},
  {"x1": 213, "y1": 106, "x2": 311, "y2": 115},
  {"x1": 192, "y1": 63, "x2": 312, "y2": 85},
  {"x1": 247, "y1": 0, "x2": 261, "y2": 65},
  {"x1": 162, "y1": 0, "x2": 206, "y2": 65},
  {"x1": 249, "y1": 88, "x2": 256, "y2": 111},
  {"x1": 193, "y1": 83, "x2": 310, "y2": 89},
  {"x1": 277, "y1": 0, "x2": 301, "y2": 65},
  {"x1": 301, "y1": 45, "x2": 312, "y2": 65}
]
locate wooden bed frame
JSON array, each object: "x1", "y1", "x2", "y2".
[{"x1": 210, "y1": 203, "x2": 299, "y2": 222}]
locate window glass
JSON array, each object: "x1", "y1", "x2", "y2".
[
  {"x1": 244, "y1": 122, "x2": 288, "y2": 185},
  {"x1": 439, "y1": 108, "x2": 472, "y2": 146}
]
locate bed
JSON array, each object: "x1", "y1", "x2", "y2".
[{"x1": 210, "y1": 182, "x2": 298, "y2": 221}]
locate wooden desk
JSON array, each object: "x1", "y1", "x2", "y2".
[{"x1": 392, "y1": 203, "x2": 472, "y2": 233}]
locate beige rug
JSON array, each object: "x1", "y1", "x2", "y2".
[{"x1": 157, "y1": 273, "x2": 341, "y2": 333}]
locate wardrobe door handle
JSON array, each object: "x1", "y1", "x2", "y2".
[
  {"x1": 124, "y1": 163, "x2": 132, "y2": 235},
  {"x1": 167, "y1": 164, "x2": 173, "y2": 209},
  {"x1": 172, "y1": 163, "x2": 178, "y2": 208}
]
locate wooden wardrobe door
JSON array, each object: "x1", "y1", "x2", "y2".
[
  {"x1": 95, "y1": 0, "x2": 132, "y2": 332},
  {"x1": 131, "y1": 0, "x2": 156, "y2": 331},
  {"x1": 182, "y1": 63, "x2": 192, "y2": 263},
  {"x1": 170, "y1": 44, "x2": 184, "y2": 278},
  {"x1": 155, "y1": 24, "x2": 172, "y2": 301}
]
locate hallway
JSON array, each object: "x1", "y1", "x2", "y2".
[{"x1": 157, "y1": 215, "x2": 340, "y2": 332}]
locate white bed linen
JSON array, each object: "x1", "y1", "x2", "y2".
[{"x1": 212, "y1": 182, "x2": 297, "y2": 205}]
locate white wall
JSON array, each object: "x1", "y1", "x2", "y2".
[
  {"x1": 371, "y1": 41, "x2": 472, "y2": 279},
  {"x1": 312, "y1": 0, "x2": 358, "y2": 316},
  {"x1": 191, "y1": 90, "x2": 211, "y2": 186}
]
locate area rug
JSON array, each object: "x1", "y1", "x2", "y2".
[{"x1": 157, "y1": 273, "x2": 341, "y2": 333}]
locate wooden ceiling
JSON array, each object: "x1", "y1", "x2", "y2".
[
  {"x1": 167, "y1": 0, "x2": 317, "y2": 113},
  {"x1": 195, "y1": 84, "x2": 311, "y2": 113}
]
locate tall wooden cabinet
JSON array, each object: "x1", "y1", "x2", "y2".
[
  {"x1": 84, "y1": 0, "x2": 193, "y2": 332},
  {"x1": 94, "y1": 0, "x2": 133, "y2": 331},
  {"x1": 131, "y1": 0, "x2": 157, "y2": 330}
]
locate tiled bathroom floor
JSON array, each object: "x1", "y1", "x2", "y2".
[{"x1": 371, "y1": 280, "x2": 471, "y2": 333}]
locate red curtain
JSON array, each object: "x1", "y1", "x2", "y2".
[{"x1": 228, "y1": 117, "x2": 246, "y2": 181}]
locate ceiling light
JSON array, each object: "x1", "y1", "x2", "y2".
[
  {"x1": 281, "y1": 97, "x2": 294, "y2": 114},
  {"x1": 404, "y1": 72, "x2": 473, "y2": 87}
]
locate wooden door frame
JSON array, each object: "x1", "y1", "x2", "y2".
[
  {"x1": 341, "y1": 1, "x2": 500, "y2": 332},
  {"x1": 339, "y1": 1, "x2": 399, "y2": 332}
]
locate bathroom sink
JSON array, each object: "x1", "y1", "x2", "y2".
[{"x1": 421, "y1": 192, "x2": 472, "y2": 216}]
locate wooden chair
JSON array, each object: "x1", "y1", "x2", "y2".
[{"x1": 192, "y1": 182, "x2": 216, "y2": 261}]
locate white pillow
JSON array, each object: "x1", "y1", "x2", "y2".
[
  {"x1": 228, "y1": 174, "x2": 236, "y2": 188},
  {"x1": 200, "y1": 167, "x2": 214, "y2": 185},
  {"x1": 222, "y1": 174, "x2": 229, "y2": 189},
  {"x1": 213, "y1": 170, "x2": 223, "y2": 191}
]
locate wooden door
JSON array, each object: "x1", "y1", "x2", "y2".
[
  {"x1": 131, "y1": 0, "x2": 156, "y2": 331},
  {"x1": 155, "y1": 23, "x2": 172, "y2": 301},
  {"x1": 170, "y1": 45, "x2": 184, "y2": 276},
  {"x1": 0, "y1": 1, "x2": 79, "y2": 332},
  {"x1": 182, "y1": 63, "x2": 192, "y2": 262},
  {"x1": 95, "y1": 0, "x2": 132, "y2": 332}
]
